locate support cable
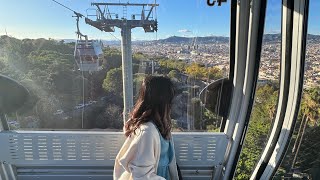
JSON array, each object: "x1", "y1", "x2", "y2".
[{"x1": 108, "y1": 32, "x2": 121, "y2": 41}]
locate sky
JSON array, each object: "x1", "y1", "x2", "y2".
[{"x1": 0, "y1": 0, "x2": 319, "y2": 40}]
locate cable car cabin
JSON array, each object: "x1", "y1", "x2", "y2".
[
  {"x1": 74, "y1": 40, "x2": 103, "y2": 71},
  {"x1": 0, "y1": 0, "x2": 314, "y2": 179}
]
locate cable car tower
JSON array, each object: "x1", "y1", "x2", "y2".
[{"x1": 85, "y1": 2, "x2": 159, "y2": 122}]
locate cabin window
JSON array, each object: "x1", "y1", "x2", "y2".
[{"x1": 0, "y1": 1, "x2": 230, "y2": 132}]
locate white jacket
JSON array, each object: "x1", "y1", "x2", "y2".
[{"x1": 113, "y1": 122, "x2": 179, "y2": 180}]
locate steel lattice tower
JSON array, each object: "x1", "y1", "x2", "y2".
[{"x1": 85, "y1": 2, "x2": 159, "y2": 122}]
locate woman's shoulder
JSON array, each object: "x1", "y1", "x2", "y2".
[
  {"x1": 138, "y1": 121, "x2": 157, "y2": 132},
  {"x1": 133, "y1": 121, "x2": 160, "y2": 138},
  {"x1": 131, "y1": 121, "x2": 160, "y2": 144}
]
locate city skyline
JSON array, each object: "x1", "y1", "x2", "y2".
[{"x1": 0, "y1": 0, "x2": 319, "y2": 40}]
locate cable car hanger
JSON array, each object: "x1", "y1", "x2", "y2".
[
  {"x1": 52, "y1": 0, "x2": 88, "y2": 41},
  {"x1": 52, "y1": 0, "x2": 104, "y2": 72}
]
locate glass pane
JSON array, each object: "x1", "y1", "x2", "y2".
[
  {"x1": 0, "y1": 0, "x2": 230, "y2": 131},
  {"x1": 274, "y1": 0, "x2": 320, "y2": 178},
  {"x1": 235, "y1": 0, "x2": 282, "y2": 179}
]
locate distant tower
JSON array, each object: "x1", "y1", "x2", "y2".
[{"x1": 85, "y1": 2, "x2": 159, "y2": 122}]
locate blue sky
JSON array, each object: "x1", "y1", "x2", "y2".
[{"x1": 0, "y1": 0, "x2": 319, "y2": 40}]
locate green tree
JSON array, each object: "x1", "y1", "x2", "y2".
[
  {"x1": 207, "y1": 66, "x2": 223, "y2": 80},
  {"x1": 133, "y1": 73, "x2": 146, "y2": 99},
  {"x1": 185, "y1": 63, "x2": 207, "y2": 79},
  {"x1": 204, "y1": 109, "x2": 221, "y2": 132},
  {"x1": 275, "y1": 87, "x2": 320, "y2": 178},
  {"x1": 168, "y1": 70, "x2": 179, "y2": 80},
  {"x1": 235, "y1": 83, "x2": 278, "y2": 179},
  {"x1": 102, "y1": 67, "x2": 123, "y2": 97},
  {"x1": 103, "y1": 49, "x2": 122, "y2": 71},
  {"x1": 95, "y1": 104, "x2": 123, "y2": 129}
]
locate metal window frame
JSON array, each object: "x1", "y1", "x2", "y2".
[
  {"x1": 219, "y1": 0, "x2": 238, "y2": 133},
  {"x1": 250, "y1": 0, "x2": 309, "y2": 179},
  {"x1": 228, "y1": 0, "x2": 268, "y2": 178},
  {"x1": 228, "y1": 0, "x2": 237, "y2": 83},
  {"x1": 0, "y1": 117, "x2": 17, "y2": 180},
  {"x1": 222, "y1": 0, "x2": 267, "y2": 179}
]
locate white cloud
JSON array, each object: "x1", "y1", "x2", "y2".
[
  {"x1": 267, "y1": 29, "x2": 281, "y2": 34},
  {"x1": 178, "y1": 29, "x2": 192, "y2": 33}
]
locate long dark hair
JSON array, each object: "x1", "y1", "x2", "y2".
[{"x1": 124, "y1": 75, "x2": 175, "y2": 140}]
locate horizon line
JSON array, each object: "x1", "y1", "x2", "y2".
[{"x1": 1, "y1": 33, "x2": 320, "y2": 42}]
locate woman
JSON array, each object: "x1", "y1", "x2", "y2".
[{"x1": 113, "y1": 75, "x2": 179, "y2": 180}]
